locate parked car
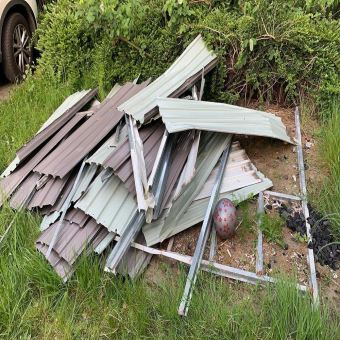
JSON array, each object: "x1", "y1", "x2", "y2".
[{"x1": 0, "y1": 0, "x2": 38, "y2": 82}]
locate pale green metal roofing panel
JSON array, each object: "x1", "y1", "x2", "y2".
[
  {"x1": 86, "y1": 126, "x2": 128, "y2": 166},
  {"x1": 118, "y1": 35, "x2": 217, "y2": 123},
  {"x1": 157, "y1": 98, "x2": 293, "y2": 144},
  {"x1": 106, "y1": 83, "x2": 122, "y2": 99},
  {"x1": 143, "y1": 166, "x2": 272, "y2": 246},
  {"x1": 75, "y1": 172, "x2": 137, "y2": 235},
  {"x1": 1, "y1": 89, "x2": 93, "y2": 179}
]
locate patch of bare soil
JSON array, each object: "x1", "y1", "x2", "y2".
[
  {"x1": 145, "y1": 102, "x2": 339, "y2": 310},
  {"x1": 0, "y1": 78, "x2": 14, "y2": 101}
]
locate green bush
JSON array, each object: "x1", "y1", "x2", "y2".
[{"x1": 36, "y1": 0, "x2": 340, "y2": 114}]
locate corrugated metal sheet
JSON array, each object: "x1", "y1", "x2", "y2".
[
  {"x1": 159, "y1": 130, "x2": 194, "y2": 212},
  {"x1": 38, "y1": 170, "x2": 77, "y2": 215},
  {"x1": 28, "y1": 174, "x2": 70, "y2": 209},
  {"x1": 143, "y1": 166, "x2": 273, "y2": 246},
  {"x1": 0, "y1": 157, "x2": 20, "y2": 179},
  {"x1": 118, "y1": 35, "x2": 217, "y2": 123},
  {"x1": 9, "y1": 172, "x2": 40, "y2": 209},
  {"x1": 38, "y1": 89, "x2": 95, "y2": 133},
  {"x1": 17, "y1": 88, "x2": 97, "y2": 162},
  {"x1": 115, "y1": 232, "x2": 152, "y2": 278},
  {"x1": 156, "y1": 98, "x2": 293, "y2": 144},
  {"x1": 36, "y1": 209, "x2": 108, "y2": 281},
  {"x1": 173, "y1": 131, "x2": 200, "y2": 200},
  {"x1": 75, "y1": 172, "x2": 137, "y2": 235},
  {"x1": 72, "y1": 163, "x2": 98, "y2": 203},
  {"x1": 86, "y1": 126, "x2": 128, "y2": 166},
  {"x1": 194, "y1": 142, "x2": 262, "y2": 201},
  {"x1": 0, "y1": 113, "x2": 88, "y2": 206},
  {"x1": 157, "y1": 132, "x2": 232, "y2": 242},
  {"x1": 106, "y1": 83, "x2": 122, "y2": 99},
  {"x1": 36, "y1": 210, "x2": 99, "y2": 264},
  {"x1": 1, "y1": 90, "x2": 95, "y2": 179},
  {"x1": 34, "y1": 80, "x2": 150, "y2": 179},
  {"x1": 102, "y1": 121, "x2": 165, "y2": 198}
]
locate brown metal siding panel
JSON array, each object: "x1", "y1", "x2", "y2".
[
  {"x1": 16, "y1": 88, "x2": 97, "y2": 162},
  {"x1": 102, "y1": 120, "x2": 161, "y2": 170},
  {"x1": 103, "y1": 121, "x2": 165, "y2": 198},
  {"x1": 28, "y1": 174, "x2": 70, "y2": 209},
  {"x1": 9, "y1": 172, "x2": 40, "y2": 209},
  {"x1": 34, "y1": 81, "x2": 150, "y2": 179},
  {"x1": 36, "y1": 209, "x2": 101, "y2": 265},
  {"x1": 0, "y1": 113, "x2": 88, "y2": 206}
]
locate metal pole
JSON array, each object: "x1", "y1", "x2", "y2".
[
  {"x1": 295, "y1": 106, "x2": 319, "y2": 306},
  {"x1": 105, "y1": 210, "x2": 145, "y2": 273},
  {"x1": 256, "y1": 192, "x2": 264, "y2": 276},
  {"x1": 153, "y1": 134, "x2": 178, "y2": 219},
  {"x1": 45, "y1": 157, "x2": 88, "y2": 259},
  {"x1": 178, "y1": 137, "x2": 233, "y2": 316}
]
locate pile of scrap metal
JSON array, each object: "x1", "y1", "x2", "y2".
[{"x1": 0, "y1": 35, "x2": 294, "y2": 309}]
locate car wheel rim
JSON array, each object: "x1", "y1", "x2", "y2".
[{"x1": 13, "y1": 24, "x2": 31, "y2": 74}]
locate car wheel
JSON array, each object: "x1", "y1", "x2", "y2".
[{"x1": 2, "y1": 13, "x2": 33, "y2": 83}]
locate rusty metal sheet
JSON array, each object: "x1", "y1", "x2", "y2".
[
  {"x1": 0, "y1": 113, "x2": 88, "y2": 206},
  {"x1": 17, "y1": 88, "x2": 97, "y2": 162},
  {"x1": 34, "y1": 81, "x2": 150, "y2": 179}
]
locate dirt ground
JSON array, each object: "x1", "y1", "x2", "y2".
[
  {"x1": 0, "y1": 77, "x2": 14, "y2": 100},
  {"x1": 145, "y1": 102, "x2": 340, "y2": 311}
]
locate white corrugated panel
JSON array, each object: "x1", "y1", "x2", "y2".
[
  {"x1": 75, "y1": 172, "x2": 137, "y2": 235},
  {"x1": 157, "y1": 98, "x2": 293, "y2": 144},
  {"x1": 143, "y1": 166, "x2": 272, "y2": 246},
  {"x1": 118, "y1": 35, "x2": 217, "y2": 123}
]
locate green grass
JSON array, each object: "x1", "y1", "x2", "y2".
[
  {"x1": 1, "y1": 75, "x2": 340, "y2": 339},
  {"x1": 313, "y1": 102, "x2": 340, "y2": 237}
]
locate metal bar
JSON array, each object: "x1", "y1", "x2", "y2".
[
  {"x1": 256, "y1": 192, "x2": 264, "y2": 276},
  {"x1": 125, "y1": 114, "x2": 149, "y2": 211},
  {"x1": 105, "y1": 210, "x2": 145, "y2": 274},
  {"x1": 263, "y1": 190, "x2": 301, "y2": 201},
  {"x1": 45, "y1": 157, "x2": 88, "y2": 259},
  {"x1": 153, "y1": 134, "x2": 178, "y2": 219},
  {"x1": 147, "y1": 130, "x2": 169, "y2": 190},
  {"x1": 178, "y1": 137, "x2": 233, "y2": 316},
  {"x1": 111, "y1": 234, "x2": 307, "y2": 292},
  {"x1": 295, "y1": 106, "x2": 319, "y2": 305},
  {"x1": 209, "y1": 229, "x2": 217, "y2": 262}
]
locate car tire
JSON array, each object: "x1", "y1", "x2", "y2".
[{"x1": 2, "y1": 13, "x2": 33, "y2": 83}]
